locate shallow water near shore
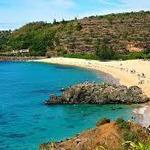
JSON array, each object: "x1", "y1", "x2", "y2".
[{"x1": 0, "y1": 62, "x2": 137, "y2": 150}]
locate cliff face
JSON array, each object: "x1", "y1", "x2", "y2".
[
  {"x1": 45, "y1": 83, "x2": 150, "y2": 105},
  {"x1": 40, "y1": 119, "x2": 150, "y2": 150}
]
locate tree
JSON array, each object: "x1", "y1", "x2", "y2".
[
  {"x1": 30, "y1": 30, "x2": 55, "y2": 56},
  {"x1": 95, "y1": 38, "x2": 115, "y2": 60},
  {"x1": 0, "y1": 31, "x2": 11, "y2": 50},
  {"x1": 61, "y1": 19, "x2": 67, "y2": 24},
  {"x1": 74, "y1": 17, "x2": 78, "y2": 21},
  {"x1": 144, "y1": 48, "x2": 150, "y2": 54},
  {"x1": 53, "y1": 19, "x2": 57, "y2": 25},
  {"x1": 76, "y1": 22, "x2": 82, "y2": 31}
]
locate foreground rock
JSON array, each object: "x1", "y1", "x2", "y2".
[
  {"x1": 40, "y1": 119, "x2": 150, "y2": 150},
  {"x1": 45, "y1": 83, "x2": 150, "y2": 105}
]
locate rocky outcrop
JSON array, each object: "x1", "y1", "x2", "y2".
[
  {"x1": 40, "y1": 119, "x2": 150, "y2": 150},
  {"x1": 45, "y1": 83, "x2": 150, "y2": 105}
]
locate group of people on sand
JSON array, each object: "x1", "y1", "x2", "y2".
[{"x1": 119, "y1": 63, "x2": 148, "y2": 85}]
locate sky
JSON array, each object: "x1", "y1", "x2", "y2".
[{"x1": 0, "y1": 0, "x2": 150, "y2": 30}]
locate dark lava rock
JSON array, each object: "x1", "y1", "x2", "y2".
[{"x1": 45, "y1": 83, "x2": 150, "y2": 105}]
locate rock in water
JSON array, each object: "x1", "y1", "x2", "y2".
[{"x1": 45, "y1": 83, "x2": 150, "y2": 105}]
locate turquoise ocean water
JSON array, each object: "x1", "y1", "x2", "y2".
[{"x1": 0, "y1": 62, "x2": 136, "y2": 150}]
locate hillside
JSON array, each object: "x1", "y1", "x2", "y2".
[
  {"x1": 0, "y1": 30, "x2": 11, "y2": 50},
  {"x1": 40, "y1": 118, "x2": 150, "y2": 150},
  {"x1": 0, "y1": 11, "x2": 150, "y2": 58}
]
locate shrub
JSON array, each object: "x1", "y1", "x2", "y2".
[
  {"x1": 96, "y1": 46, "x2": 115, "y2": 60},
  {"x1": 145, "y1": 53, "x2": 150, "y2": 59},
  {"x1": 116, "y1": 118, "x2": 130, "y2": 130},
  {"x1": 116, "y1": 118, "x2": 139, "y2": 143},
  {"x1": 75, "y1": 22, "x2": 82, "y2": 31},
  {"x1": 144, "y1": 49, "x2": 150, "y2": 54},
  {"x1": 123, "y1": 141, "x2": 150, "y2": 150},
  {"x1": 95, "y1": 38, "x2": 115, "y2": 60},
  {"x1": 113, "y1": 52, "x2": 149, "y2": 60},
  {"x1": 123, "y1": 131, "x2": 138, "y2": 142},
  {"x1": 63, "y1": 53, "x2": 98, "y2": 60}
]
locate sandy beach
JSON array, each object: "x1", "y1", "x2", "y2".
[
  {"x1": 34, "y1": 57, "x2": 150, "y2": 127},
  {"x1": 35, "y1": 57, "x2": 150, "y2": 96}
]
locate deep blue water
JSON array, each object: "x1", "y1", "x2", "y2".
[{"x1": 0, "y1": 62, "x2": 136, "y2": 150}]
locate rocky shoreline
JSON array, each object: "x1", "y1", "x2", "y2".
[
  {"x1": 0, "y1": 56, "x2": 45, "y2": 62},
  {"x1": 133, "y1": 103, "x2": 150, "y2": 128},
  {"x1": 45, "y1": 82, "x2": 150, "y2": 105}
]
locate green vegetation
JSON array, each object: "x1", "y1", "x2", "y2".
[
  {"x1": 1, "y1": 20, "x2": 82, "y2": 56},
  {"x1": 144, "y1": 49, "x2": 150, "y2": 55},
  {"x1": 0, "y1": 11, "x2": 150, "y2": 59},
  {"x1": 95, "y1": 38, "x2": 115, "y2": 60},
  {"x1": 0, "y1": 30, "x2": 11, "y2": 50},
  {"x1": 114, "y1": 51, "x2": 150, "y2": 60},
  {"x1": 64, "y1": 51, "x2": 150, "y2": 60},
  {"x1": 116, "y1": 118, "x2": 130, "y2": 130},
  {"x1": 6, "y1": 22, "x2": 56, "y2": 56},
  {"x1": 116, "y1": 118, "x2": 150, "y2": 150},
  {"x1": 63, "y1": 53, "x2": 98, "y2": 60},
  {"x1": 123, "y1": 141, "x2": 150, "y2": 150},
  {"x1": 116, "y1": 118, "x2": 138, "y2": 142}
]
